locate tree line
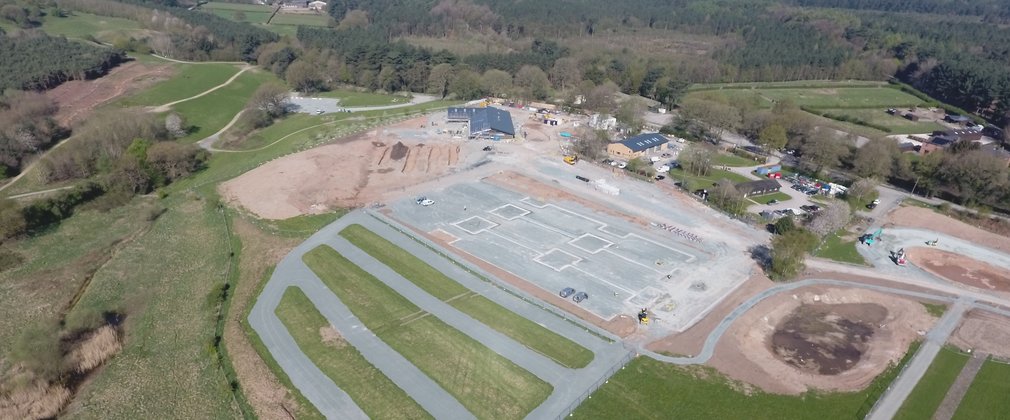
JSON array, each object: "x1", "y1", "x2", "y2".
[
  {"x1": 0, "y1": 31, "x2": 126, "y2": 91},
  {"x1": 0, "y1": 92, "x2": 66, "y2": 177}
]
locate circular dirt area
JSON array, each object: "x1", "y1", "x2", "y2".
[
  {"x1": 906, "y1": 247, "x2": 1010, "y2": 293},
  {"x1": 771, "y1": 303, "x2": 886, "y2": 375},
  {"x1": 708, "y1": 286, "x2": 936, "y2": 394}
]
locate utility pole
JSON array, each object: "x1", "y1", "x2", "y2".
[{"x1": 910, "y1": 175, "x2": 920, "y2": 197}]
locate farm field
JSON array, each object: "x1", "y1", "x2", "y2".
[
  {"x1": 338, "y1": 224, "x2": 594, "y2": 369},
  {"x1": 270, "y1": 13, "x2": 330, "y2": 27},
  {"x1": 274, "y1": 287, "x2": 431, "y2": 419},
  {"x1": 894, "y1": 346, "x2": 970, "y2": 420},
  {"x1": 952, "y1": 358, "x2": 1010, "y2": 420},
  {"x1": 302, "y1": 245, "x2": 553, "y2": 419},
  {"x1": 572, "y1": 348, "x2": 915, "y2": 419},
  {"x1": 689, "y1": 80, "x2": 888, "y2": 91},
  {"x1": 117, "y1": 63, "x2": 242, "y2": 107},
  {"x1": 686, "y1": 86, "x2": 928, "y2": 110},
  {"x1": 817, "y1": 108, "x2": 946, "y2": 134},
  {"x1": 40, "y1": 12, "x2": 141, "y2": 42},
  {"x1": 313, "y1": 89, "x2": 404, "y2": 106}
]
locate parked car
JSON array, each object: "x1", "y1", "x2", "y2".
[
  {"x1": 572, "y1": 292, "x2": 589, "y2": 303},
  {"x1": 415, "y1": 196, "x2": 427, "y2": 205},
  {"x1": 867, "y1": 202, "x2": 878, "y2": 209},
  {"x1": 617, "y1": 162, "x2": 627, "y2": 169},
  {"x1": 655, "y1": 175, "x2": 666, "y2": 181},
  {"x1": 801, "y1": 205, "x2": 821, "y2": 212},
  {"x1": 559, "y1": 287, "x2": 575, "y2": 298},
  {"x1": 575, "y1": 175, "x2": 590, "y2": 182},
  {"x1": 767, "y1": 199, "x2": 779, "y2": 205}
]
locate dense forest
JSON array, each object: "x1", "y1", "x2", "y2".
[{"x1": 0, "y1": 31, "x2": 126, "y2": 91}]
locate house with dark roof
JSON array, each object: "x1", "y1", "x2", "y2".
[
  {"x1": 606, "y1": 133, "x2": 669, "y2": 158},
  {"x1": 736, "y1": 179, "x2": 781, "y2": 197},
  {"x1": 446, "y1": 107, "x2": 515, "y2": 139},
  {"x1": 945, "y1": 114, "x2": 972, "y2": 124},
  {"x1": 920, "y1": 136, "x2": 956, "y2": 155}
]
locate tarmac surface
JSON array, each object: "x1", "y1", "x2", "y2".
[{"x1": 249, "y1": 210, "x2": 630, "y2": 419}]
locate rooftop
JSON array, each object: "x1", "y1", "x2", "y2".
[
  {"x1": 617, "y1": 133, "x2": 669, "y2": 152},
  {"x1": 447, "y1": 107, "x2": 515, "y2": 136}
]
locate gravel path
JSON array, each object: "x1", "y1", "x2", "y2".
[{"x1": 933, "y1": 351, "x2": 988, "y2": 420}]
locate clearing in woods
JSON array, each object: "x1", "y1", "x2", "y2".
[
  {"x1": 302, "y1": 245, "x2": 553, "y2": 420},
  {"x1": 338, "y1": 224, "x2": 594, "y2": 369},
  {"x1": 116, "y1": 63, "x2": 242, "y2": 107},
  {"x1": 274, "y1": 286, "x2": 432, "y2": 419}
]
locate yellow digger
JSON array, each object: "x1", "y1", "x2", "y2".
[{"x1": 563, "y1": 155, "x2": 578, "y2": 165}]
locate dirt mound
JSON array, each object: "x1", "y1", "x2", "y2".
[
  {"x1": 771, "y1": 303, "x2": 886, "y2": 375},
  {"x1": 220, "y1": 116, "x2": 476, "y2": 219},
  {"x1": 949, "y1": 311, "x2": 1010, "y2": 359},
  {"x1": 708, "y1": 286, "x2": 934, "y2": 394},
  {"x1": 906, "y1": 247, "x2": 1010, "y2": 292},
  {"x1": 887, "y1": 207, "x2": 1010, "y2": 254}
]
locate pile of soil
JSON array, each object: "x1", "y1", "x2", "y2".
[
  {"x1": 389, "y1": 141, "x2": 409, "y2": 160},
  {"x1": 906, "y1": 247, "x2": 1010, "y2": 292},
  {"x1": 771, "y1": 303, "x2": 886, "y2": 375}
]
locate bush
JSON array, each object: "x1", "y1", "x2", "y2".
[{"x1": 769, "y1": 228, "x2": 818, "y2": 280}]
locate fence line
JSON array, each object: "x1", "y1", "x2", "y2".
[{"x1": 555, "y1": 350, "x2": 636, "y2": 420}]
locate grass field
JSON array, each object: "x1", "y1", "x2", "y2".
[
  {"x1": 208, "y1": 8, "x2": 273, "y2": 24},
  {"x1": 573, "y1": 342, "x2": 919, "y2": 419},
  {"x1": 814, "y1": 231, "x2": 867, "y2": 265},
  {"x1": 749, "y1": 192, "x2": 791, "y2": 205},
  {"x1": 952, "y1": 358, "x2": 1010, "y2": 420},
  {"x1": 118, "y1": 63, "x2": 242, "y2": 107},
  {"x1": 313, "y1": 89, "x2": 404, "y2": 106},
  {"x1": 270, "y1": 13, "x2": 330, "y2": 27},
  {"x1": 894, "y1": 346, "x2": 970, "y2": 420},
  {"x1": 817, "y1": 108, "x2": 946, "y2": 134},
  {"x1": 61, "y1": 195, "x2": 239, "y2": 419},
  {"x1": 173, "y1": 69, "x2": 281, "y2": 142},
  {"x1": 302, "y1": 245, "x2": 552, "y2": 419},
  {"x1": 669, "y1": 168, "x2": 752, "y2": 192},
  {"x1": 339, "y1": 224, "x2": 594, "y2": 369},
  {"x1": 275, "y1": 287, "x2": 432, "y2": 419},
  {"x1": 713, "y1": 153, "x2": 761, "y2": 167},
  {"x1": 41, "y1": 12, "x2": 141, "y2": 42},
  {"x1": 687, "y1": 86, "x2": 927, "y2": 110},
  {"x1": 203, "y1": 2, "x2": 275, "y2": 12},
  {"x1": 690, "y1": 80, "x2": 888, "y2": 91}
]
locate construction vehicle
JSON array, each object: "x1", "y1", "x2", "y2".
[
  {"x1": 563, "y1": 155, "x2": 578, "y2": 165},
  {"x1": 638, "y1": 308, "x2": 650, "y2": 325}
]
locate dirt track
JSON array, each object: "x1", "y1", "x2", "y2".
[
  {"x1": 45, "y1": 61, "x2": 174, "y2": 126},
  {"x1": 907, "y1": 247, "x2": 1010, "y2": 293},
  {"x1": 949, "y1": 310, "x2": 1010, "y2": 359},
  {"x1": 887, "y1": 207, "x2": 1010, "y2": 254}
]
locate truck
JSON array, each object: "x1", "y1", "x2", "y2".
[{"x1": 563, "y1": 155, "x2": 578, "y2": 165}]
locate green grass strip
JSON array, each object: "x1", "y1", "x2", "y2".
[
  {"x1": 814, "y1": 231, "x2": 867, "y2": 265},
  {"x1": 340, "y1": 224, "x2": 594, "y2": 369},
  {"x1": 275, "y1": 287, "x2": 432, "y2": 419},
  {"x1": 302, "y1": 245, "x2": 552, "y2": 420},
  {"x1": 574, "y1": 341, "x2": 920, "y2": 419},
  {"x1": 894, "y1": 346, "x2": 970, "y2": 420},
  {"x1": 952, "y1": 358, "x2": 1010, "y2": 420}
]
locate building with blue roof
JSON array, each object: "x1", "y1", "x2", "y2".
[
  {"x1": 606, "y1": 133, "x2": 670, "y2": 158},
  {"x1": 447, "y1": 107, "x2": 515, "y2": 139}
]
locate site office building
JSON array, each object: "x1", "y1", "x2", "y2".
[{"x1": 607, "y1": 133, "x2": 670, "y2": 158}]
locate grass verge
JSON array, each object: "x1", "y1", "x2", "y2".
[
  {"x1": 714, "y1": 153, "x2": 761, "y2": 167},
  {"x1": 952, "y1": 358, "x2": 1010, "y2": 420},
  {"x1": 339, "y1": 224, "x2": 594, "y2": 369},
  {"x1": 750, "y1": 192, "x2": 792, "y2": 205},
  {"x1": 302, "y1": 245, "x2": 552, "y2": 419},
  {"x1": 275, "y1": 286, "x2": 432, "y2": 419},
  {"x1": 921, "y1": 302, "x2": 947, "y2": 317},
  {"x1": 669, "y1": 168, "x2": 751, "y2": 192},
  {"x1": 894, "y1": 346, "x2": 970, "y2": 420},
  {"x1": 574, "y1": 341, "x2": 920, "y2": 419},
  {"x1": 814, "y1": 231, "x2": 867, "y2": 265}
]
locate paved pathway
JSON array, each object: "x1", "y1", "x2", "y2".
[
  {"x1": 867, "y1": 299, "x2": 972, "y2": 420},
  {"x1": 933, "y1": 352, "x2": 988, "y2": 420},
  {"x1": 250, "y1": 210, "x2": 630, "y2": 419}
]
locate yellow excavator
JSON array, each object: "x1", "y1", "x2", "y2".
[{"x1": 563, "y1": 155, "x2": 578, "y2": 165}]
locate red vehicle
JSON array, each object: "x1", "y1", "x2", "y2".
[{"x1": 767, "y1": 172, "x2": 782, "y2": 179}]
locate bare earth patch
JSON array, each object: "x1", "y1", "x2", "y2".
[
  {"x1": 45, "y1": 61, "x2": 174, "y2": 126},
  {"x1": 220, "y1": 116, "x2": 478, "y2": 219},
  {"x1": 319, "y1": 326, "x2": 346, "y2": 349},
  {"x1": 949, "y1": 310, "x2": 1010, "y2": 360},
  {"x1": 707, "y1": 286, "x2": 934, "y2": 394},
  {"x1": 887, "y1": 207, "x2": 1010, "y2": 254},
  {"x1": 906, "y1": 247, "x2": 1010, "y2": 293}
]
